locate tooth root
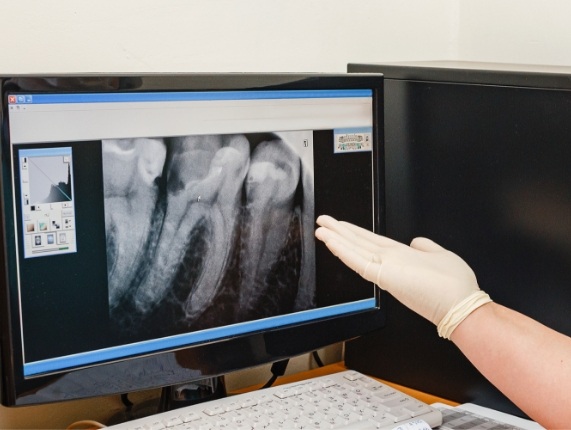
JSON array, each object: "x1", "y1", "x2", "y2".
[{"x1": 103, "y1": 138, "x2": 166, "y2": 308}]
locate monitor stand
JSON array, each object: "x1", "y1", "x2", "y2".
[{"x1": 106, "y1": 376, "x2": 226, "y2": 425}]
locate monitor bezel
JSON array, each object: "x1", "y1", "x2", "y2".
[{"x1": 0, "y1": 73, "x2": 385, "y2": 406}]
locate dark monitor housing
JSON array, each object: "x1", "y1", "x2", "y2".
[
  {"x1": 0, "y1": 74, "x2": 385, "y2": 407},
  {"x1": 346, "y1": 61, "x2": 571, "y2": 418}
]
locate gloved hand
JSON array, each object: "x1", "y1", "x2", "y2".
[{"x1": 315, "y1": 215, "x2": 492, "y2": 339}]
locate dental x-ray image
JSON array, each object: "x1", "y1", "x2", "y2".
[{"x1": 103, "y1": 132, "x2": 315, "y2": 339}]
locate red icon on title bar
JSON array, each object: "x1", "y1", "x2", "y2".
[{"x1": 8, "y1": 95, "x2": 16, "y2": 104}]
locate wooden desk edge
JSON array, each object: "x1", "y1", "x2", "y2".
[{"x1": 231, "y1": 362, "x2": 458, "y2": 407}]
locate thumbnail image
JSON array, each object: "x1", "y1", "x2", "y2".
[{"x1": 103, "y1": 133, "x2": 315, "y2": 337}]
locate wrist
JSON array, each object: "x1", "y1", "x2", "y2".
[{"x1": 437, "y1": 290, "x2": 493, "y2": 340}]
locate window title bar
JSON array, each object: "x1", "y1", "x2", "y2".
[{"x1": 8, "y1": 89, "x2": 373, "y2": 105}]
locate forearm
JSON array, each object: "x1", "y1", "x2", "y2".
[{"x1": 451, "y1": 302, "x2": 571, "y2": 428}]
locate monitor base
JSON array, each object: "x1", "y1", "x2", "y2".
[{"x1": 106, "y1": 376, "x2": 226, "y2": 425}]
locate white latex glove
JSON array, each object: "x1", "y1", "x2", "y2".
[{"x1": 315, "y1": 215, "x2": 492, "y2": 339}]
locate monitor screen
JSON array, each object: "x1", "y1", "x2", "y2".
[{"x1": 0, "y1": 74, "x2": 385, "y2": 406}]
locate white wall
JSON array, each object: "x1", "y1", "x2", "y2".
[
  {"x1": 0, "y1": 0, "x2": 456, "y2": 74},
  {"x1": 457, "y1": 0, "x2": 571, "y2": 66}
]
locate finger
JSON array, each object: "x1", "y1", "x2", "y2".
[
  {"x1": 410, "y1": 237, "x2": 446, "y2": 252},
  {"x1": 316, "y1": 214, "x2": 337, "y2": 226},
  {"x1": 339, "y1": 220, "x2": 401, "y2": 248},
  {"x1": 317, "y1": 216, "x2": 376, "y2": 250},
  {"x1": 319, "y1": 236, "x2": 382, "y2": 284},
  {"x1": 317, "y1": 215, "x2": 397, "y2": 250},
  {"x1": 315, "y1": 215, "x2": 346, "y2": 231},
  {"x1": 315, "y1": 224, "x2": 383, "y2": 255},
  {"x1": 315, "y1": 226, "x2": 379, "y2": 262}
]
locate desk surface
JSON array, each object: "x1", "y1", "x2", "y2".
[{"x1": 234, "y1": 361, "x2": 458, "y2": 407}]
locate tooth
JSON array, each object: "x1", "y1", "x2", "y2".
[
  {"x1": 238, "y1": 138, "x2": 303, "y2": 317},
  {"x1": 102, "y1": 138, "x2": 166, "y2": 309},
  {"x1": 183, "y1": 135, "x2": 251, "y2": 319},
  {"x1": 133, "y1": 134, "x2": 250, "y2": 317}
]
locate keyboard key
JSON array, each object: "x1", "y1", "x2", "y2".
[
  {"x1": 403, "y1": 402, "x2": 432, "y2": 417},
  {"x1": 223, "y1": 401, "x2": 241, "y2": 412},
  {"x1": 143, "y1": 420, "x2": 165, "y2": 430},
  {"x1": 202, "y1": 404, "x2": 225, "y2": 416},
  {"x1": 370, "y1": 415, "x2": 400, "y2": 427},
  {"x1": 162, "y1": 416, "x2": 183, "y2": 427},
  {"x1": 386, "y1": 410, "x2": 412, "y2": 422},
  {"x1": 181, "y1": 411, "x2": 203, "y2": 423},
  {"x1": 240, "y1": 397, "x2": 257, "y2": 408},
  {"x1": 343, "y1": 371, "x2": 362, "y2": 381},
  {"x1": 379, "y1": 396, "x2": 414, "y2": 412},
  {"x1": 275, "y1": 386, "x2": 297, "y2": 398},
  {"x1": 374, "y1": 389, "x2": 402, "y2": 402}
]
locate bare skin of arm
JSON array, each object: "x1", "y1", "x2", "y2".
[{"x1": 451, "y1": 302, "x2": 571, "y2": 428}]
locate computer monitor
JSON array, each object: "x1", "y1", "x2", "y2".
[
  {"x1": 345, "y1": 61, "x2": 571, "y2": 417},
  {"x1": 0, "y1": 73, "x2": 385, "y2": 409}
]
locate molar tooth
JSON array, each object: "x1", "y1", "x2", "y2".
[
  {"x1": 133, "y1": 134, "x2": 249, "y2": 319},
  {"x1": 103, "y1": 138, "x2": 166, "y2": 309},
  {"x1": 238, "y1": 138, "x2": 302, "y2": 317}
]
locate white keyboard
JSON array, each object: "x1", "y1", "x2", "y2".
[{"x1": 107, "y1": 370, "x2": 442, "y2": 429}]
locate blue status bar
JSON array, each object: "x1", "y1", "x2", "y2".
[{"x1": 9, "y1": 89, "x2": 372, "y2": 105}]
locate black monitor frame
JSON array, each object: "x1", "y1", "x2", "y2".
[{"x1": 0, "y1": 73, "x2": 385, "y2": 407}]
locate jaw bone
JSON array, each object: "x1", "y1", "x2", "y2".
[
  {"x1": 103, "y1": 138, "x2": 166, "y2": 309},
  {"x1": 133, "y1": 134, "x2": 250, "y2": 318},
  {"x1": 238, "y1": 138, "x2": 303, "y2": 317}
]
